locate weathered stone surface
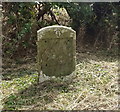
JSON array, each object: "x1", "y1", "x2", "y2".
[{"x1": 37, "y1": 25, "x2": 76, "y2": 77}]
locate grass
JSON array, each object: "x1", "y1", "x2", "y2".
[{"x1": 1, "y1": 49, "x2": 119, "y2": 110}]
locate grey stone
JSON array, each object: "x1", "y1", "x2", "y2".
[{"x1": 37, "y1": 25, "x2": 76, "y2": 77}]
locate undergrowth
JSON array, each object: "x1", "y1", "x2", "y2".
[{"x1": 1, "y1": 50, "x2": 119, "y2": 110}]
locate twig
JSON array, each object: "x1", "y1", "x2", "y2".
[
  {"x1": 49, "y1": 10, "x2": 60, "y2": 25},
  {"x1": 66, "y1": 88, "x2": 88, "y2": 109}
]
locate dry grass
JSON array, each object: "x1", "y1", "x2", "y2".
[{"x1": 1, "y1": 49, "x2": 119, "y2": 110}]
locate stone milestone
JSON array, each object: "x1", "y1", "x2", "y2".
[{"x1": 37, "y1": 25, "x2": 76, "y2": 77}]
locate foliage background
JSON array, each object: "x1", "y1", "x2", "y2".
[{"x1": 2, "y1": 2, "x2": 119, "y2": 58}]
